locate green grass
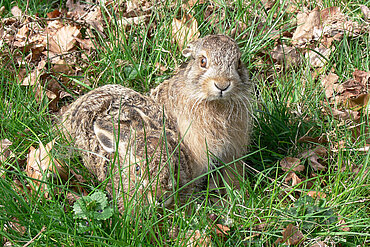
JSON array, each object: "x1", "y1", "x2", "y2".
[{"x1": 1, "y1": 0, "x2": 369, "y2": 246}]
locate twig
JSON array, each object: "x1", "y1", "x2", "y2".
[
  {"x1": 241, "y1": 160, "x2": 297, "y2": 202},
  {"x1": 23, "y1": 226, "x2": 46, "y2": 247}
]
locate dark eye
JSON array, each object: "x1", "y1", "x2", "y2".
[
  {"x1": 200, "y1": 56, "x2": 207, "y2": 68},
  {"x1": 135, "y1": 165, "x2": 140, "y2": 173}
]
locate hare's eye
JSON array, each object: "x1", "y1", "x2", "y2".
[
  {"x1": 135, "y1": 165, "x2": 141, "y2": 176},
  {"x1": 200, "y1": 56, "x2": 207, "y2": 68}
]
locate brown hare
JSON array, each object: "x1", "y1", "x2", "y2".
[
  {"x1": 151, "y1": 34, "x2": 253, "y2": 191},
  {"x1": 60, "y1": 85, "x2": 194, "y2": 210}
]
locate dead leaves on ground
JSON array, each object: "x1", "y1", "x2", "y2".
[
  {"x1": 1, "y1": 2, "x2": 102, "y2": 112},
  {"x1": 26, "y1": 140, "x2": 67, "y2": 197},
  {"x1": 263, "y1": 5, "x2": 368, "y2": 70}
]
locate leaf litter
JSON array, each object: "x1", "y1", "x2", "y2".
[{"x1": 0, "y1": 0, "x2": 369, "y2": 245}]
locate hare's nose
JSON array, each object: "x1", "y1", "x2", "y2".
[{"x1": 214, "y1": 81, "x2": 231, "y2": 91}]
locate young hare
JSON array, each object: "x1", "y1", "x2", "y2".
[
  {"x1": 61, "y1": 85, "x2": 193, "y2": 209},
  {"x1": 151, "y1": 35, "x2": 253, "y2": 190}
]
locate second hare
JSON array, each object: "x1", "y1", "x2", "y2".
[
  {"x1": 61, "y1": 85, "x2": 194, "y2": 210},
  {"x1": 151, "y1": 35, "x2": 253, "y2": 190}
]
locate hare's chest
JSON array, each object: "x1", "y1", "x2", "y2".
[{"x1": 177, "y1": 115, "x2": 231, "y2": 173}]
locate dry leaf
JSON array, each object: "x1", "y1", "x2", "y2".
[
  {"x1": 285, "y1": 172, "x2": 302, "y2": 186},
  {"x1": 310, "y1": 241, "x2": 328, "y2": 247},
  {"x1": 292, "y1": 7, "x2": 320, "y2": 45},
  {"x1": 353, "y1": 69, "x2": 370, "y2": 86},
  {"x1": 185, "y1": 230, "x2": 211, "y2": 247},
  {"x1": 1, "y1": 139, "x2": 15, "y2": 176},
  {"x1": 298, "y1": 135, "x2": 327, "y2": 144},
  {"x1": 184, "y1": 0, "x2": 206, "y2": 8},
  {"x1": 299, "y1": 147, "x2": 327, "y2": 171},
  {"x1": 338, "y1": 218, "x2": 350, "y2": 232},
  {"x1": 21, "y1": 60, "x2": 47, "y2": 86},
  {"x1": 281, "y1": 223, "x2": 304, "y2": 245},
  {"x1": 26, "y1": 140, "x2": 67, "y2": 196},
  {"x1": 360, "y1": 5, "x2": 370, "y2": 21},
  {"x1": 47, "y1": 9, "x2": 62, "y2": 19},
  {"x1": 49, "y1": 25, "x2": 80, "y2": 54},
  {"x1": 347, "y1": 93, "x2": 369, "y2": 111},
  {"x1": 320, "y1": 7, "x2": 364, "y2": 38},
  {"x1": 270, "y1": 45, "x2": 301, "y2": 67},
  {"x1": 321, "y1": 73, "x2": 339, "y2": 98},
  {"x1": 76, "y1": 38, "x2": 96, "y2": 50},
  {"x1": 118, "y1": 15, "x2": 150, "y2": 30},
  {"x1": 280, "y1": 157, "x2": 305, "y2": 172},
  {"x1": 172, "y1": 14, "x2": 199, "y2": 51},
  {"x1": 214, "y1": 224, "x2": 230, "y2": 240},
  {"x1": 0, "y1": 139, "x2": 13, "y2": 163},
  {"x1": 11, "y1": 6, "x2": 22, "y2": 19},
  {"x1": 85, "y1": 7, "x2": 104, "y2": 34},
  {"x1": 307, "y1": 191, "x2": 327, "y2": 199},
  {"x1": 307, "y1": 47, "x2": 332, "y2": 67}
]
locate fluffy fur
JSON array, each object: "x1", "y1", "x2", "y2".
[
  {"x1": 60, "y1": 85, "x2": 194, "y2": 209},
  {"x1": 151, "y1": 35, "x2": 253, "y2": 187}
]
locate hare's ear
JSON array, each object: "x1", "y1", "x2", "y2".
[
  {"x1": 94, "y1": 122, "x2": 115, "y2": 153},
  {"x1": 182, "y1": 41, "x2": 197, "y2": 58}
]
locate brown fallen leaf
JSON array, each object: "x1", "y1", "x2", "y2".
[
  {"x1": 292, "y1": 7, "x2": 320, "y2": 45},
  {"x1": 306, "y1": 47, "x2": 332, "y2": 68},
  {"x1": 338, "y1": 217, "x2": 350, "y2": 232},
  {"x1": 26, "y1": 140, "x2": 67, "y2": 197},
  {"x1": 321, "y1": 73, "x2": 339, "y2": 99},
  {"x1": 185, "y1": 230, "x2": 211, "y2": 247},
  {"x1": 270, "y1": 45, "x2": 301, "y2": 67},
  {"x1": 49, "y1": 25, "x2": 80, "y2": 54},
  {"x1": 0, "y1": 139, "x2": 13, "y2": 163},
  {"x1": 320, "y1": 7, "x2": 365, "y2": 38},
  {"x1": 353, "y1": 69, "x2": 370, "y2": 86},
  {"x1": 280, "y1": 157, "x2": 305, "y2": 172},
  {"x1": 310, "y1": 241, "x2": 328, "y2": 247},
  {"x1": 360, "y1": 5, "x2": 370, "y2": 21},
  {"x1": 307, "y1": 191, "x2": 327, "y2": 199},
  {"x1": 21, "y1": 60, "x2": 47, "y2": 86},
  {"x1": 298, "y1": 135, "x2": 327, "y2": 144},
  {"x1": 118, "y1": 15, "x2": 150, "y2": 30},
  {"x1": 47, "y1": 9, "x2": 62, "y2": 19},
  {"x1": 299, "y1": 147, "x2": 327, "y2": 171},
  {"x1": 285, "y1": 172, "x2": 302, "y2": 187},
  {"x1": 11, "y1": 6, "x2": 22, "y2": 20},
  {"x1": 329, "y1": 108, "x2": 360, "y2": 121},
  {"x1": 277, "y1": 223, "x2": 304, "y2": 245},
  {"x1": 172, "y1": 14, "x2": 199, "y2": 51},
  {"x1": 347, "y1": 93, "x2": 369, "y2": 112},
  {"x1": 85, "y1": 6, "x2": 104, "y2": 35},
  {"x1": 213, "y1": 223, "x2": 230, "y2": 241}
]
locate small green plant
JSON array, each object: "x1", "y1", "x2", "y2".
[
  {"x1": 284, "y1": 196, "x2": 337, "y2": 231},
  {"x1": 73, "y1": 191, "x2": 113, "y2": 233}
]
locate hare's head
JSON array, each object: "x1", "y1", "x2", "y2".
[
  {"x1": 181, "y1": 35, "x2": 249, "y2": 102},
  {"x1": 93, "y1": 120, "x2": 174, "y2": 207}
]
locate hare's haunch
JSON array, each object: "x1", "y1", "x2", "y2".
[
  {"x1": 61, "y1": 85, "x2": 193, "y2": 209},
  {"x1": 151, "y1": 35, "x2": 253, "y2": 187}
]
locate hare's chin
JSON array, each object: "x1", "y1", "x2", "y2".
[{"x1": 205, "y1": 90, "x2": 233, "y2": 101}]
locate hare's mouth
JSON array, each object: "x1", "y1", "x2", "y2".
[{"x1": 202, "y1": 78, "x2": 234, "y2": 101}]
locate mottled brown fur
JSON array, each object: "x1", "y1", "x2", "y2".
[
  {"x1": 151, "y1": 35, "x2": 253, "y2": 189},
  {"x1": 61, "y1": 85, "x2": 194, "y2": 209}
]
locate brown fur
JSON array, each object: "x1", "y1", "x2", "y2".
[
  {"x1": 151, "y1": 35, "x2": 253, "y2": 188},
  {"x1": 60, "y1": 85, "x2": 194, "y2": 209}
]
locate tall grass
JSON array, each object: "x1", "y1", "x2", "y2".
[{"x1": 0, "y1": 0, "x2": 369, "y2": 245}]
